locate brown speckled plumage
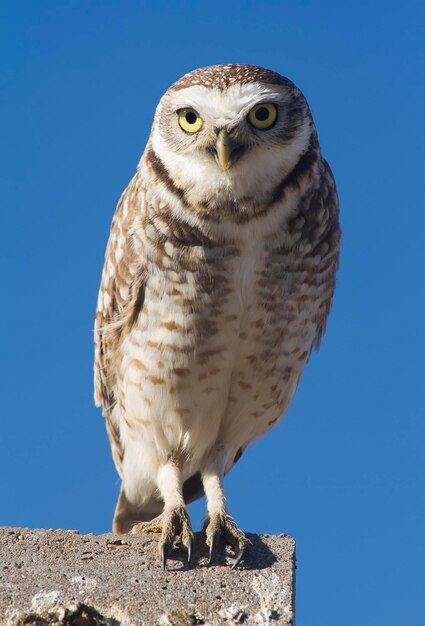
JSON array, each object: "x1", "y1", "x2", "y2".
[
  {"x1": 169, "y1": 64, "x2": 295, "y2": 92},
  {"x1": 94, "y1": 64, "x2": 340, "y2": 564}
]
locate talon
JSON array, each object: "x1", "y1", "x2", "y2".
[
  {"x1": 161, "y1": 543, "x2": 168, "y2": 570},
  {"x1": 132, "y1": 506, "x2": 193, "y2": 569},
  {"x1": 208, "y1": 533, "x2": 216, "y2": 564},
  {"x1": 204, "y1": 511, "x2": 247, "y2": 568},
  {"x1": 187, "y1": 537, "x2": 193, "y2": 567},
  {"x1": 231, "y1": 544, "x2": 247, "y2": 570}
]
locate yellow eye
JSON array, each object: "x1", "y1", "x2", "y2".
[
  {"x1": 178, "y1": 108, "x2": 203, "y2": 133},
  {"x1": 248, "y1": 103, "x2": 278, "y2": 129}
]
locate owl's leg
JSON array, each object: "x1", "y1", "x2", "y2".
[
  {"x1": 201, "y1": 446, "x2": 249, "y2": 569},
  {"x1": 130, "y1": 461, "x2": 194, "y2": 569}
]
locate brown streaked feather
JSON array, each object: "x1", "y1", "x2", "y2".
[
  {"x1": 312, "y1": 161, "x2": 341, "y2": 350},
  {"x1": 94, "y1": 173, "x2": 147, "y2": 476},
  {"x1": 287, "y1": 156, "x2": 341, "y2": 351},
  {"x1": 145, "y1": 147, "x2": 189, "y2": 208}
]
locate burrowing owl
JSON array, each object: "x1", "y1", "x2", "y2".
[{"x1": 94, "y1": 64, "x2": 341, "y2": 568}]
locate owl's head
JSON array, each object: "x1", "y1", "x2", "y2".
[{"x1": 148, "y1": 65, "x2": 317, "y2": 218}]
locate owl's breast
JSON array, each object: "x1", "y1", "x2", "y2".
[
  {"x1": 215, "y1": 239, "x2": 327, "y2": 456},
  {"x1": 116, "y1": 244, "x2": 240, "y2": 478},
  {"x1": 116, "y1": 233, "x2": 330, "y2": 482}
]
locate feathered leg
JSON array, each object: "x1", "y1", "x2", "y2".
[
  {"x1": 130, "y1": 461, "x2": 193, "y2": 569},
  {"x1": 201, "y1": 445, "x2": 248, "y2": 568}
]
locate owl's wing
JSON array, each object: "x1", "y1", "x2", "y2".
[
  {"x1": 285, "y1": 157, "x2": 340, "y2": 353},
  {"x1": 94, "y1": 174, "x2": 146, "y2": 476},
  {"x1": 311, "y1": 159, "x2": 341, "y2": 350}
]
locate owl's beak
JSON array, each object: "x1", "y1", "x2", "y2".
[
  {"x1": 215, "y1": 130, "x2": 244, "y2": 170},
  {"x1": 216, "y1": 130, "x2": 231, "y2": 170}
]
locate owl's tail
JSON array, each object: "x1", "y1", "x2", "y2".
[
  {"x1": 113, "y1": 471, "x2": 205, "y2": 534},
  {"x1": 113, "y1": 487, "x2": 163, "y2": 534}
]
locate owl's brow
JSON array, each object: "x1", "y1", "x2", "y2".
[
  {"x1": 169, "y1": 101, "x2": 202, "y2": 113},
  {"x1": 167, "y1": 92, "x2": 286, "y2": 116}
]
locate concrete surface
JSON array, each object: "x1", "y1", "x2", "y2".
[{"x1": 0, "y1": 527, "x2": 295, "y2": 626}]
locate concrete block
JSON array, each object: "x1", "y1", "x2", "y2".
[{"x1": 0, "y1": 527, "x2": 295, "y2": 626}]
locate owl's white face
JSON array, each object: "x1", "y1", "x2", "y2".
[{"x1": 149, "y1": 81, "x2": 313, "y2": 212}]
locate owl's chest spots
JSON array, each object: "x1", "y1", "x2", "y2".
[
  {"x1": 117, "y1": 236, "x2": 323, "y2": 457},
  {"x1": 139, "y1": 238, "x2": 267, "y2": 351},
  {"x1": 122, "y1": 237, "x2": 321, "y2": 384},
  {"x1": 231, "y1": 239, "x2": 265, "y2": 314}
]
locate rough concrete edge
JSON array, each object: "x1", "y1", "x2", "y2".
[
  {"x1": 5, "y1": 601, "x2": 129, "y2": 626},
  {"x1": 2, "y1": 529, "x2": 296, "y2": 626}
]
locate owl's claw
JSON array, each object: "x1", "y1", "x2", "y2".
[
  {"x1": 208, "y1": 532, "x2": 216, "y2": 564},
  {"x1": 131, "y1": 505, "x2": 194, "y2": 570},
  {"x1": 161, "y1": 543, "x2": 168, "y2": 570},
  {"x1": 205, "y1": 512, "x2": 249, "y2": 568},
  {"x1": 186, "y1": 536, "x2": 193, "y2": 568},
  {"x1": 231, "y1": 544, "x2": 247, "y2": 570}
]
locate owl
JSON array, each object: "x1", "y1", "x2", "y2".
[{"x1": 94, "y1": 64, "x2": 341, "y2": 569}]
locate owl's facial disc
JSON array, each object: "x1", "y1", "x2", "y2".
[
  {"x1": 153, "y1": 79, "x2": 312, "y2": 204},
  {"x1": 162, "y1": 84, "x2": 297, "y2": 173}
]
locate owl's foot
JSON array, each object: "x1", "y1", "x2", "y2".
[
  {"x1": 130, "y1": 505, "x2": 194, "y2": 569},
  {"x1": 204, "y1": 512, "x2": 249, "y2": 569}
]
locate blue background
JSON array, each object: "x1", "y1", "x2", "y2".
[{"x1": 1, "y1": 1, "x2": 424, "y2": 624}]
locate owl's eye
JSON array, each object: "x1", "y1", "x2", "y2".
[
  {"x1": 178, "y1": 108, "x2": 203, "y2": 133},
  {"x1": 248, "y1": 103, "x2": 278, "y2": 130}
]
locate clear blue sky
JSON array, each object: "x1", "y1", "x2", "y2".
[{"x1": 1, "y1": 1, "x2": 424, "y2": 624}]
